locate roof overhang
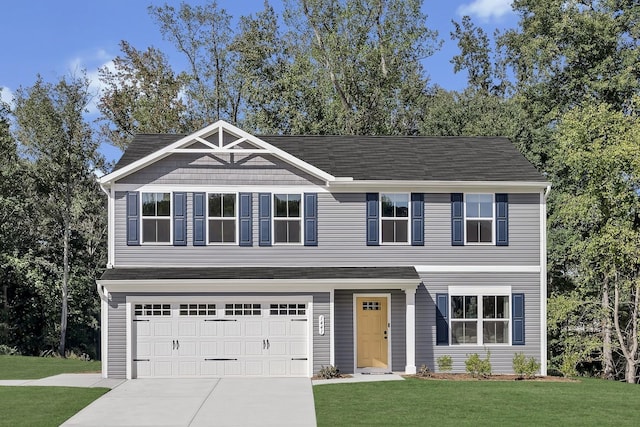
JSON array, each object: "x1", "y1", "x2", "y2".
[
  {"x1": 327, "y1": 180, "x2": 552, "y2": 193},
  {"x1": 98, "y1": 120, "x2": 336, "y2": 187}
]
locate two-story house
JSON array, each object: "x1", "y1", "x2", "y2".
[{"x1": 96, "y1": 121, "x2": 549, "y2": 379}]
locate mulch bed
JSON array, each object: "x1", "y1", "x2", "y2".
[{"x1": 406, "y1": 373, "x2": 577, "y2": 382}]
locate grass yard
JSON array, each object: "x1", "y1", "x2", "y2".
[
  {"x1": 314, "y1": 377, "x2": 640, "y2": 426},
  {"x1": 0, "y1": 355, "x2": 101, "y2": 379},
  {"x1": 0, "y1": 386, "x2": 108, "y2": 427}
]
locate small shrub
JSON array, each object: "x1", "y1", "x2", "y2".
[
  {"x1": 513, "y1": 353, "x2": 540, "y2": 378},
  {"x1": 318, "y1": 365, "x2": 341, "y2": 379},
  {"x1": 465, "y1": 350, "x2": 492, "y2": 378},
  {"x1": 560, "y1": 352, "x2": 580, "y2": 378},
  {"x1": 437, "y1": 355, "x2": 453, "y2": 372},
  {"x1": 417, "y1": 364, "x2": 431, "y2": 377},
  {"x1": 0, "y1": 344, "x2": 20, "y2": 355}
]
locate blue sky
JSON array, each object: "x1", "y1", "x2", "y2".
[{"x1": 0, "y1": 0, "x2": 518, "y2": 159}]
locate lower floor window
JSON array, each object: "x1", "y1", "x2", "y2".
[
  {"x1": 134, "y1": 304, "x2": 170, "y2": 316},
  {"x1": 225, "y1": 303, "x2": 261, "y2": 316},
  {"x1": 451, "y1": 294, "x2": 509, "y2": 345}
]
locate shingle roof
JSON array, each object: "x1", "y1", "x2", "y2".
[
  {"x1": 100, "y1": 266, "x2": 419, "y2": 281},
  {"x1": 113, "y1": 133, "x2": 546, "y2": 182}
]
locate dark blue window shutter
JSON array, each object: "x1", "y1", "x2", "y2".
[
  {"x1": 239, "y1": 193, "x2": 253, "y2": 246},
  {"x1": 193, "y1": 192, "x2": 206, "y2": 246},
  {"x1": 451, "y1": 193, "x2": 464, "y2": 246},
  {"x1": 512, "y1": 293, "x2": 525, "y2": 345},
  {"x1": 496, "y1": 193, "x2": 509, "y2": 246},
  {"x1": 258, "y1": 193, "x2": 271, "y2": 246},
  {"x1": 366, "y1": 193, "x2": 379, "y2": 246},
  {"x1": 411, "y1": 193, "x2": 424, "y2": 246},
  {"x1": 126, "y1": 192, "x2": 140, "y2": 246},
  {"x1": 173, "y1": 192, "x2": 187, "y2": 246},
  {"x1": 436, "y1": 293, "x2": 449, "y2": 345},
  {"x1": 304, "y1": 193, "x2": 318, "y2": 246}
]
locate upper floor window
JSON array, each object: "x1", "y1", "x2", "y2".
[
  {"x1": 142, "y1": 192, "x2": 171, "y2": 243},
  {"x1": 381, "y1": 193, "x2": 409, "y2": 243},
  {"x1": 208, "y1": 193, "x2": 236, "y2": 244},
  {"x1": 465, "y1": 194, "x2": 493, "y2": 244},
  {"x1": 274, "y1": 194, "x2": 301, "y2": 244}
]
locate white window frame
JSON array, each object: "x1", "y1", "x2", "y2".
[
  {"x1": 449, "y1": 286, "x2": 511, "y2": 346},
  {"x1": 140, "y1": 192, "x2": 173, "y2": 245},
  {"x1": 379, "y1": 193, "x2": 411, "y2": 245},
  {"x1": 206, "y1": 192, "x2": 239, "y2": 245},
  {"x1": 464, "y1": 193, "x2": 494, "y2": 245},
  {"x1": 272, "y1": 193, "x2": 303, "y2": 245}
]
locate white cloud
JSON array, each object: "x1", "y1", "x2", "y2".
[
  {"x1": 457, "y1": 0, "x2": 513, "y2": 21},
  {"x1": 1, "y1": 86, "x2": 14, "y2": 108}
]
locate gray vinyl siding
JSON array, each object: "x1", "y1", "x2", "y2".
[
  {"x1": 416, "y1": 272, "x2": 541, "y2": 374},
  {"x1": 105, "y1": 292, "x2": 329, "y2": 378},
  {"x1": 114, "y1": 192, "x2": 540, "y2": 267},
  {"x1": 107, "y1": 293, "x2": 127, "y2": 379},
  {"x1": 118, "y1": 153, "x2": 324, "y2": 186},
  {"x1": 334, "y1": 290, "x2": 406, "y2": 374}
]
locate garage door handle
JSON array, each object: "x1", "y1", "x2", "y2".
[
  {"x1": 133, "y1": 359, "x2": 150, "y2": 362},
  {"x1": 133, "y1": 319, "x2": 149, "y2": 322},
  {"x1": 205, "y1": 358, "x2": 238, "y2": 361},
  {"x1": 291, "y1": 319, "x2": 307, "y2": 322},
  {"x1": 291, "y1": 358, "x2": 307, "y2": 361}
]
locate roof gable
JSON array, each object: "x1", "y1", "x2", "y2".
[{"x1": 99, "y1": 121, "x2": 336, "y2": 184}]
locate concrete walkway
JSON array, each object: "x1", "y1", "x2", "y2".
[
  {"x1": 0, "y1": 373, "x2": 123, "y2": 389},
  {"x1": 62, "y1": 378, "x2": 316, "y2": 427}
]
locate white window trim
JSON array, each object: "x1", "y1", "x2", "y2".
[
  {"x1": 449, "y1": 286, "x2": 512, "y2": 346},
  {"x1": 464, "y1": 193, "x2": 495, "y2": 245},
  {"x1": 379, "y1": 192, "x2": 411, "y2": 245},
  {"x1": 140, "y1": 191, "x2": 173, "y2": 245},
  {"x1": 206, "y1": 192, "x2": 239, "y2": 245},
  {"x1": 272, "y1": 193, "x2": 304, "y2": 245}
]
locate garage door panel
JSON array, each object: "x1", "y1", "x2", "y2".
[{"x1": 134, "y1": 301, "x2": 309, "y2": 378}]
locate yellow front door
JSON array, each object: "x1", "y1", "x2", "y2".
[{"x1": 356, "y1": 296, "x2": 388, "y2": 368}]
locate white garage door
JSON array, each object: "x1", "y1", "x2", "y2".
[{"x1": 132, "y1": 301, "x2": 309, "y2": 378}]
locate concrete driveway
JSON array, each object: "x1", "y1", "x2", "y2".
[{"x1": 62, "y1": 378, "x2": 316, "y2": 427}]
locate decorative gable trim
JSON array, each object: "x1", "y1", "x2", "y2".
[{"x1": 99, "y1": 120, "x2": 336, "y2": 185}]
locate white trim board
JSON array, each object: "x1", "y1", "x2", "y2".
[{"x1": 415, "y1": 265, "x2": 541, "y2": 273}]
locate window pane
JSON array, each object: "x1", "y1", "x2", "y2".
[
  {"x1": 465, "y1": 296, "x2": 477, "y2": 318},
  {"x1": 497, "y1": 296, "x2": 509, "y2": 319},
  {"x1": 483, "y1": 321, "x2": 508, "y2": 344},
  {"x1": 451, "y1": 296, "x2": 464, "y2": 319},
  {"x1": 466, "y1": 220, "x2": 480, "y2": 243},
  {"x1": 483, "y1": 296, "x2": 496, "y2": 319},
  {"x1": 382, "y1": 220, "x2": 395, "y2": 243},
  {"x1": 274, "y1": 220, "x2": 287, "y2": 243},
  {"x1": 142, "y1": 219, "x2": 156, "y2": 242},
  {"x1": 381, "y1": 195, "x2": 394, "y2": 217},
  {"x1": 222, "y1": 219, "x2": 236, "y2": 242},
  {"x1": 157, "y1": 193, "x2": 171, "y2": 216},
  {"x1": 287, "y1": 220, "x2": 300, "y2": 243},
  {"x1": 466, "y1": 195, "x2": 479, "y2": 217},
  {"x1": 479, "y1": 197, "x2": 493, "y2": 217},
  {"x1": 288, "y1": 194, "x2": 301, "y2": 217},
  {"x1": 452, "y1": 321, "x2": 477, "y2": 344},
  {"x1": 142, "y1": 193, "x2": 156, "y2": 216},
  {"x1": 395, "y1": 220, "x2": 408, "y2": 242},
  {"x1": 395, "y1": 195, "x2": 409, "y2": 217},
  {"x1": 274, "y1": 194, "x2": 288, "y2": 217},
  {"x1": 479, "y1": 220, "x2": 492, "y2": 242},
  {"x1": 209, "y1": 194, "x2": 222, "y2": 217},
  {"x1": 156, "y1": 219, "x2": 170, "y2": 242},
  {"x1": 223, "y1": 194, "x2": 236, "y2": 217},
  {"x1": 209, "y1": 220, "x2": 223, "y2": 243}
]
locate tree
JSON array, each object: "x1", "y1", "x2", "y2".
[
  {"x1": 98, "y1": 41, "x2": 189, "y2": 150},
  {"x1": 148, "y1": 1, "x2": 240, "y2": 127},
  {"x1": 13, "y1": 74, "x2": 105, "y2": 356},
  {"x1": 549, "y1": 98, "x2": 640, "y2": 382}
]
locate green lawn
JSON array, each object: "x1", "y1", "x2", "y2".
[
  {"x1": 314, "y1": 377, "x2": 640, "y2": 426},
  {"x1": 0, "y1": 355, "x2": 101, "y2": 379},
  {"x1": 0, "y1": 386, "x2": 108, "y2": 427}
]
